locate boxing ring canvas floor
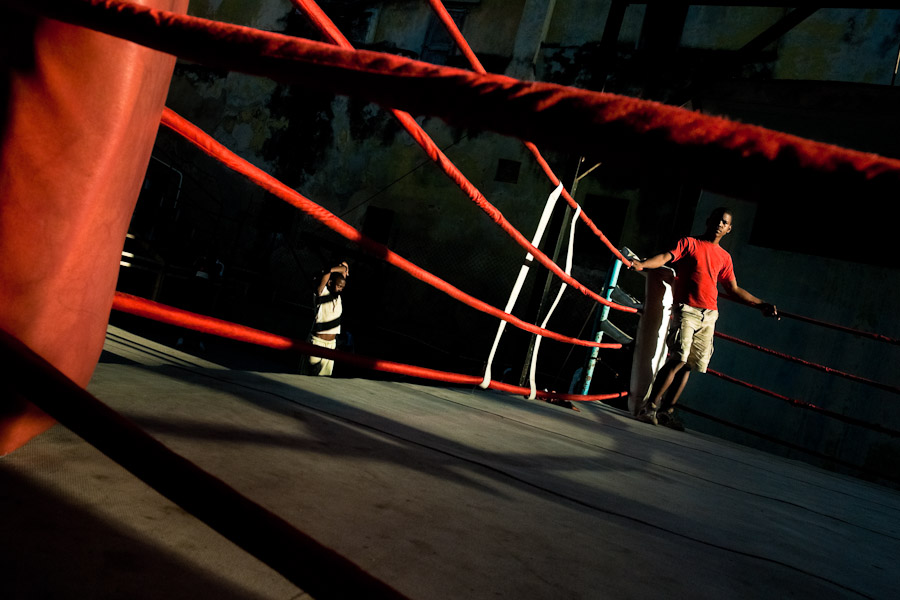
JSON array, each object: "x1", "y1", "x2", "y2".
[{"x1": 2, "y1": 327, "x2": 899, "y2": 599}]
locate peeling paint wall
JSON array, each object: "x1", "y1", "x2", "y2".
[
  {"x1": 774, "y1": 8, "x2": 900, "y2": 84},
  {"x1": 681, "y1": 6, "x2": 790, "y2": 50},
  {"x1": 545, "y1": 0, "x2": 644, "y2": 46}
]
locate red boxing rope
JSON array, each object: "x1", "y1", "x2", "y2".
[
  {"x1": 12, "y1": 0, "x2": 900, "y2": 205},
  {"x1": 707, "y1": 369, "x2": 900, "y2": 437},
  {"x1": 425, "y1": 0, "x2": 485, "y2": 72},
  {"x1": 424, "y1": 0, "x2": 630, "y2": 266},
  {"x1": 112, "y1": 292, "x2": 627, "y2": 403},
  {"x1": 778, "y1": 309, "x2": 900, "y2": 347},
  {"x1": 715, "y1": 331, "x2": 900, "y2": 396},
  {"x1": 720, "y1": 296, "x2": 900, "y2": 346},
  {"x1": 160, "y1": 108, "x2": 628, "y2": 347},
  {"x1": 289, "y1": 0, "x2": 633, "y2": 310},
  {"x1": 0, "y1": 327, "x2": 410, "y2": 600}
]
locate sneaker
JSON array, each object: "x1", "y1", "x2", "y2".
[
  {"x1": 637, "y1": 403, "x2": 659, "y2": 425},
  {"x1": 657, "y1": 410, "x2": 685, "y2": 431},
  {"x1": 546, "y1": 397, "x2": 580, "y2": 412}
]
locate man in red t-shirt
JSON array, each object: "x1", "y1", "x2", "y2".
[{"x1": 631, "y1": 207, "x2": 778, "y2": 429}]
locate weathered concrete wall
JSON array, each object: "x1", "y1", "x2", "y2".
[
  {"x1": 544, "y1": 0, "x2": 645, "y2": 47},
  {"x1": 682, "y1": 6, "x2": 900, "y2": 85},
  {"x1": 681, "y1": 6, "x2": 790, "y2": 50},
  {"x1": 774, "y1": 8, "x2": 900, "y2": 84},
  {"x1": 539, "y1": 6, "x2": 900, "y2": 92},
  {"x1": 372, "y1": 1, "x2": 431, "y2": 53}
]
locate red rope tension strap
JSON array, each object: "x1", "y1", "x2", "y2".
[
  {"x1": 112, "y1": 292, "x2": 627, "y2": 403},
  {"x1": 0, "y1": 326, "x2": 410, "y2": 600},
  {"x1": 12, "y1": 0, "x2": 900, "y2": 205}
]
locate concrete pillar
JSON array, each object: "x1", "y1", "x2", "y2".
[{"x1": 505, "y1": 0, "x2": 557, "y2": 80}]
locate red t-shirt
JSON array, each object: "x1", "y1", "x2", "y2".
[{"x1": 669, "y1": 237, "x2": 735, "y2": 310}]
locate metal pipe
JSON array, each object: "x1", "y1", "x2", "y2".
[
  {"x1": 150, "y1": 154, "x2": 183, "y2": 208},
  {"x1": 580, "y1": 256, "x2": 623, "y2": 395}
]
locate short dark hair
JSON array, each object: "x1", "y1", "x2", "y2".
[{"x1": 709, "y1": 206, "x2": 733, "y2": 221}]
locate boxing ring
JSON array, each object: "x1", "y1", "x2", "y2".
[{"x1": 2, "y1": 1, "x2": 900, "y2": 598}]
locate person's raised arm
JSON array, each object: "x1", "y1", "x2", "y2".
[
  {"x1": 722, "y1": 279, "x2": 779, "y2": 319},
  {"x1": 316, "y1": 262, "x2": 349, "y2": 295},
  {"x1": 315, "y1": 271, "x2": 331, "y2": 295},
  {"x1": 630, "y1": 252, "x2": 673, "y2": 271}
]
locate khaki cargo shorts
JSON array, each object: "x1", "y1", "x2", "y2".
[{"x1": 668, "y1": 304, "x2": 718, "y2": 373}]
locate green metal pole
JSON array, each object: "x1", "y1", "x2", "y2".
[{"x1": 580, "y1": 256, "x2": 623, "y2": 395}]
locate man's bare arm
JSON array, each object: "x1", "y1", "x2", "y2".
[
  {"x1": 723, "y1": 279, "x2": 778, "y2": 318},
  {"x1": 630, "y1": 252, "x2": 673, "y2": 271},
  {"x1": 316, "y1": 262, "x2": 349, "y2": 294}
]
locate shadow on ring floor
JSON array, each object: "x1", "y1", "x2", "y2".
[{"x1": 2, "y1": 325, "x2": 899, "y2": 599}]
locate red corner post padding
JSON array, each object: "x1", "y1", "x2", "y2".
[{"x1": 0, "y1": 0, "x2": 188, "y2": 455}]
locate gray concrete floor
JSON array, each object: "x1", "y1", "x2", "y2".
[{"x1": 2, "y1": 326, "x2": 899, "y2": 599}]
